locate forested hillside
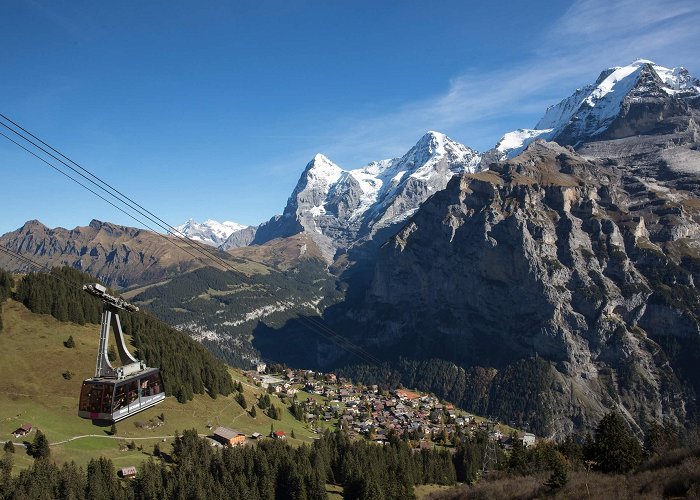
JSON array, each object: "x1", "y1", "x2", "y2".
[
  {"x1": 0, "y1": 268, "x2": 13, "y2": 332},
  {"x1": 128, "y1": 259, "x2": 342, "y2": 368},
  {"x1": 2, "y1": 412, "x2": 697, "y2": 499},
  {"x1": 10, "y1": 267, "x2": 234, "y2": 401}
]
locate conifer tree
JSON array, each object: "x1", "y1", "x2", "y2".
[
  {"x1": 30, "y1": 430, "x2": 50, "y2": 460},
  {"x1": 593, "y1": 411, "x2": 642, "y2": 473}
]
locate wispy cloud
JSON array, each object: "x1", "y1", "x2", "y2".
[{"x1": 314, "y1": 0, "x2": 700, "y2": 164}]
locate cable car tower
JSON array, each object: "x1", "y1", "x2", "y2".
[{"x1": 78, "y1": 284, "x2": 165, "y2": 422}]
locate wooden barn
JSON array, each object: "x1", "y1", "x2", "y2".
[{"x1": 213, "y1": 426, "x2": 246, "y2": 447}]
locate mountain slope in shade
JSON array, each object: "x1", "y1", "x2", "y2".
[
  {"x1": 253, "y1": 131, "x2": 481, "y2": 261},
  {"x1": 489, "y1": 60, "x2": 700, "y2": 161},
  {"x1": 175, "y1": 218, "x2": 248, "y2": 247}
]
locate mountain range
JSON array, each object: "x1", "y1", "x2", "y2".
[
  {"x1": 175, "y1": 218, "x2": 249, "y2": 247},
  {"x1": 2, "y1": 59, "x2": 699, "y2": 437}
]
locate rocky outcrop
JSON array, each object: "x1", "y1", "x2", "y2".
[
  {"x1": 220, "y1": 225, "x2": 258, "y2": 250},
  {"x1": 348, "y1": 141, "x2": 700, "y2": 437}
]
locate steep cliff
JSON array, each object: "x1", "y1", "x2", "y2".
[{"x1": 349, "y1": 141, "x2": 700, "y2": 437}]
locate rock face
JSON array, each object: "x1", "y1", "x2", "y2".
[
  {"x1": 253, "y1": 131, "x2": 481, "y2": 261},
  {"x1": 349, "y1": 141, "x2": 700, "y2": 437},
  {"x1": 0, "y1": 219, "x2": 209, "y2": 288},
  {"x1": 220, "y1": 225, "x2": 258, "y2": 250}
]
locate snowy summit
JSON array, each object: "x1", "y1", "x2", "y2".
[
  {"x1": 493, "y1": 60, "x2": 700, "y2": 159},
  {"x1": 175, "y1": 218, "x2": 248, "y2": 247}
]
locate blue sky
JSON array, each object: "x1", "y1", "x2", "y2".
[{"x1": 1, "y1": 0, "x2": 699, "y2": 235}]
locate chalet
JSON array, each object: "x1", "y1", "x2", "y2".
[
  {"x1": 119, "y1": 466, "x2": 137, "y2": 479},
  {"x1": 273, "y1": 431, "x2": 286, "y2": 440},
  {"x1": 251, "y1": 432, "x2": 263, "y2": 440},
  {"x1": 325, "y1": 373, "x2": 337, "y2": 383},
  {"x1": 256, "y1": 362, "x2": 267, "y2": 374},
  {"x1": 213, "y1": 427, "x2": 246, "y2": 447},
  {"x1": 12, "y1": 423, "x2": 32, "y2": 438},
  {"x1": 522, "y1": 432, "x2": 536, "y2": 448}
]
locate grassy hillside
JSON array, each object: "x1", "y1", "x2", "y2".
[{"x1": 0, "y1": 299, "x2": 320, "y2": 473}]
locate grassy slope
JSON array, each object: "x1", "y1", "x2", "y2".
[{"x1": 0, "y1": 300, "x2": 317, "y2": 473}]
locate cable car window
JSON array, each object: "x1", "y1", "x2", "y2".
[
  {"x1": 79, "y1": 383, "x2": 105, "y2": 413},
  {"x1": 127, "y1": 380, "x2": 139, "y2": 405},
  {"x1": 113, "y1": 384, "x2": 128, "y2": 411},
  {"x1": 141, "y1": 372, "x2": 163, "y2": 397},
  {"x1": 100, "y1": 386, "x2": 114, "y2": 413}
]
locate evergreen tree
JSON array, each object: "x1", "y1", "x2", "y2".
[
  {"x1": 63, "y1": 335, "x2": 75, "y2": 348},
  {"x1": 86, "y1": 457, "x2": 120, "y2": 500},
  {"x1": 0, "y1": 452, "x2": 12, "y2": 490},
  {"x1": 250, "y1": 405, "x2": 257, "y2": 418},
  {"x1": 236, "y1": 392, "x2": 247, "y2": 409},
  {"x1": 544, "y1": 451, "x2": 568, "y2": 490},
  {"x1": 30, "y1": 430, "x2": 50, "y2": 460},
  {"x1": 3, "y1": 440, "x2": 14, "y2": 453},
  {"x1": 508, "y1": 435, "x2": 527, "y2": 472},
  {"x1": 558, "y1": 434, "x2": 583, "y2": 465},
  {"x1": 644, "y1": 421, "x2": 679, "y2": 457},
  {"x1": 593, "y1": 411, "x2": 642, "y2": 473},
  {"x1": 58, "y1": 461, "x2": 86, "y2": 500}
]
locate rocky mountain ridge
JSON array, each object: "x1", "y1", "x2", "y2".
[
  {"x1": 252, "y1": 131, "x2": 481, "y2": 261},
  {"x1": 487, "y1": 60, "x2": 700, "y2": 162},
  {"x1": 0, "y1": 219, "x2": 229, "y2": 288}
]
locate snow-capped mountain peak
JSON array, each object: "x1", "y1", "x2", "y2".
[
  {"x1": 491, "y1": 59, "x2": 700, "y2": 160},
  {"x1": 303, "y1": 154, "x2": 344, "y2": 184},
  {"x1": 175, "y1": 218, "x2": 248, "y2": 247},
  {"x1": 256, "y1": 131, "x2": 481, "y2": 260}
]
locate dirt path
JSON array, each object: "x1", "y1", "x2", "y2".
[{"x1": 13, "y1": 433, "x2": 207, "y2": 447}]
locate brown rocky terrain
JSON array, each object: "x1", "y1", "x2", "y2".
[{"x1": 0, "y1": 219, "x2": 225, "y2": 288}]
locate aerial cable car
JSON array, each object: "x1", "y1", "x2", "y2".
[{"x1": 78, "y1": 284, "x2": 165, "y2": 422}]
